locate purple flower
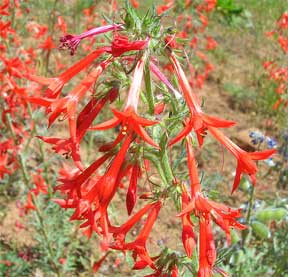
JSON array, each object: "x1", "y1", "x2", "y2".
[
  {"x1": 266, "y1": 137, "x2": 277, "y2": 149},
  {"x1": 59, "y1": 24, "x2": 122, "y2": 55},
  {"x1": 249, "y1": 131, "x2": 265, "y2": 145}
]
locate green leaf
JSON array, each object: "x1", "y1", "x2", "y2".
[
  {"x1": 239, "y1": 177, "x2": 251, "y2": 192},
  {"x1": 231, "y1": 229, "x2": 241, "y2": 244},
  {"x1": 251, "y1": 221, "x2": 271, "y2": 239}
]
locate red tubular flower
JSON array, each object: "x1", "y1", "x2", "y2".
[
  {"x1": 154, "y1": 102, "x2": 165, "y2": 115},
  {"x1": 208, "y1": 126, "x2": 276, "y2": 193},
  {"x1": 79, "y1": 133, "x2": 134, "y2": 237},
  {"x1": 278, "y1": 12, "x2": 288, "y2": 29},
  {"x1": 55, "y1": 153, "x2": 111, "y2": 198},
  {"x1": 130, "y1": 0, "x2": 139, "y2": 8},
  {"x1": 185, "y1": 0, "x2": 192, "y2": 8},
  {"x1": 181, "y1": 189, "x2": 196, "y2": 258},
  {"x1": 37, "y1": 85, "x2": 119, "y2": 167},
  {"x1": 56, "y1": 16, "x2": 67, "y2": 34},
  {"x1": 0, "y1": 20, "x2": 14, "y2": 39},
  {"x1": 54, "y1": 134, "x2": 134, "y2": 238},
  {"x1": 4, "y1": 77, "x2": 28, "y2": 99},
  {"x1": 111, "y1": 202, "x2": 155, "y2": 244},
  {"x1": 91, "y1": 58, "x2": 159, "y2": 148},
  {"x1": 177, "y1": 138, "x2": 246, "y2": 276},
  {"x1": 111, "y1": 201, "x2": 162, "y2": 271},
  {"x1": 59, "y1": 24, "x2": 122, "y2": 55},
  {"x1": 190, "y1": 37, "x2": 198, "y2": 49},
  {"x1": 199, "y1": 13, "x2": 208, "y2": 29},
  {"x1": 180, "y1": 194, "x2": 246, "y2": 244},
  {"x1": 0, "y1": 1, "x2": 9, "y2": 16},
  {"x1": 150, "y1": 61, "x2": 182, "y2": 99},
  {"x1": 278, "y1": 35, "x2": 288, "y2": 53},
  {"x1": 171, "y1": 265, "x2": 179, "y2": 277},
  {"x1": 29, "y1": 59, "x2": 111, "y2": 159},
  {"x1": 157, "y1": 1, "x2": 174, "y2": 15},
  {"x1": 165, "y1": 35, "x2": 177, "y2": 48},
  {"x1": 109, "y1": 34, "x2": 149, "y2": 57},
  {"x1": 1, "y1": 56, "x2": 24, "y2": 78},
  {"x1": 26, "y1": 22, "x2": 48, "y2": 39},
  {"x1": 92, "y1": 107, "x2": 159, "y2": 148},
  {"x1": 273, "y1": 98, "x2": 283, "y2": 110},
  {"x1": 0, "y1": 153, "x2": 11, "y2": 179},
  {"x1": 126, "y1": 163, "x2": 141, "y2": 215},
  {"x1": 198, "y1": 218, "x2": 215, "y2": 277},
  {"x1": 181, "y1": 138, "x2": 246, "y2": 232},
  {"x1": 169, "y1": 53, "x2": 235, "y2": 146},
  {"x1": 206, "y1": 36, "x2": 217, "y2": 50},
  {"x1": 39, "y1": 36, "x2": 56, "y2": 51},
  {"x1": 93, "y1": 252, "x2": 110, "y2": 272},
  {"x1": 205, "y1": 0, "x2": 217, "y2": 12},
  {"x1": 26, "y1": 47, "x2": 107, "y2": 98},
  {"x1": 24, "y1": 192, "x2": 35, "y2": 213},
  {"x1": 186, "y1": 136, "x2": 201, "y2": 195},
  {"x1": 24, "y1": 174, "x2": 48, "y2": 213},
  {"x1": 76, "y1": 84, "x2": 119, "y2": 126},
  {"x1": 31, "y1": 174, "x2": 48, "y2": 195}
]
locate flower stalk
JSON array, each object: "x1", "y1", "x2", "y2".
[
  {"x1": 144, "y1": 61, "x2": 155, "y2": 115},
  {"x1": 21, "y1": 2, "x2": 276, "y2": 276}
]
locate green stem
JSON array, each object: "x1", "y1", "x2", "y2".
[
  {"x1": 160, "y1": 148, "x2": 174, "y2": 185},
  {"x1": 44, "y1": 50, "x2": 51, "y2": 75},
  {"x1": 246, "y1": 186, "x2": 255, "y2": 223},
  {"x1": 73, "y1": 0, "x2": 79, "y2": 33},
  {"x1": 6, "y1": 113, "x2": 17, "y2": 142},
  {"x1": 144, "y1": 152, "x2": 168, "y2": 186},
  {"x1": 10, "y1": 1, "x2": 16, "y2": 29},
  {"x1": 19, "y1": 154, "x2": 30, "y2": 187},
  {"x1": 242, "y1": 141, "x2": 263, "y2": 245},
  {"x1": 32, "y1": 194, "x2": 62, "y2": 277},
  {"x1": 43, "y1": 0, "x2": 59, "y2": 75},
  {"x1": 26, "y1": 105, "x2": 52, "y2": 196},
  {"x1": 110, "y1": 0, "x2": 115, "y2": 16},
  {"x1": 242, "y1": 185, "x2": 255, "y2": 246},
  {"x1": 48, "y1": 0, "x2": 59, "y2": 31},
  {"x1": 6, "y1": 114, "x2": 30, "y2": 186},
  {"x1": 159, "y1": 135, "x2": 174, "y2": 185},
  {"x1": 144, "y1": 62, "x2": 155, "y2": 115}
]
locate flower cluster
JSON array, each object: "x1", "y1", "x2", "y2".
[
  {"x1": 24, "y1": 1, "x2": 275, "y2": 276},
  {"x1": 0, "y1": 0, "x2": 67, "y2": 216},
  {"x1": 178, "y1": 137, "x2": 246, "y2": 276},
  {"x1": 264, "y1": 12, "x2": 288, "y2": 110},
  {"x1": 0, "y1": 0, "x2": 32, "y2": 181},
  {"x1": 157, "y1": 0, "x2": 217, "y2": 90}
]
